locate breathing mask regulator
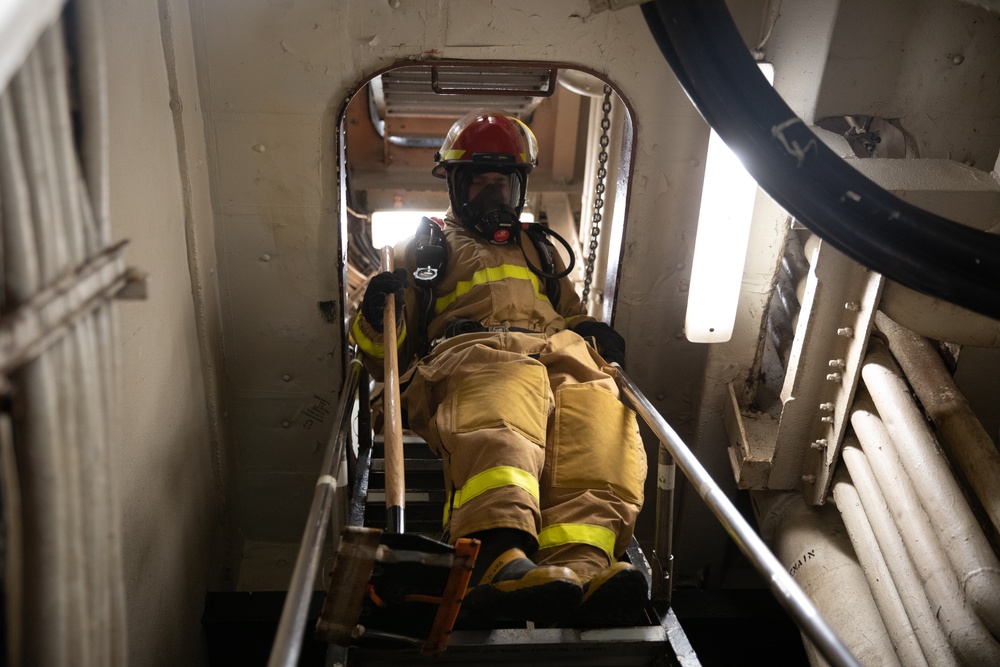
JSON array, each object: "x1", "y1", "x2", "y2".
[
  {"x1": 433, "y1": 108, "x2": 576, "y2": 280},
  {"x1": 451, "y1": 165, "x2": 576, "y2": 281}
]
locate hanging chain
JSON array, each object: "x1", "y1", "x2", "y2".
[{"x1": 581, "y1": 84, "x2": 612, "y2": 305}]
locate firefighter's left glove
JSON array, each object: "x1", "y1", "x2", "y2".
[
  {"x1": 361, "y1": 269, "x2": 408, "y2": 332},
  {"x1": 574, "y1": 321, "x2": 626, "y2": 369}
]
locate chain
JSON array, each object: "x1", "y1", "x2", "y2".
[{"x1": 581, "y1": 84, "x2": 612, "y2": 305}]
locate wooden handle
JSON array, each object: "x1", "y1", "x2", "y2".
[{"x1": 380, "y1": 246, "x2": 405, "y2": 532}]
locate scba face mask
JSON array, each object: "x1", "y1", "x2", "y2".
[{"x1": 453, "y1": 169, "x2": 526, "y2": 244}]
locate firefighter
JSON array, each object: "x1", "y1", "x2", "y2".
[{"x1": 351, "y1": 109, "x2": 647, "y2": 627}]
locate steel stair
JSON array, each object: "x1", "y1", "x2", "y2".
[{"x1": 335, "y1": 428, "x2": 699, "y2": 666}]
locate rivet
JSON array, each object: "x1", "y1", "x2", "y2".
[
  {"x1": 821, "y1": 416, "x2": 834, "y2": 423},
  {"x1": 837, "y1": 327, "x2": 854, "y2": 338},
  {"x1": 952, "y1": 54, "x2": 964, "y2": 65},
  {"x1": 828, "y1": 359, "x2": 845, "y2": 369},
  {"x1": 827, "y1": 373, "x2": 842, "y2": 383},
  {"x1": 260, "y1": 254, "x2": 272, "y2": 262},
  {"x1": 656, "y1": 394, "x2": 665, "y2": 401},
  {"x1": 811, "y1": 439, "x2": 827, "y2": 449},
  {"x1": 844, "y1": 302, "x2": 860, "y2": 311},
  {"x1": 389, "y1": 0, "x2": 400, "y2": 7},
  {"x1": 253, "y1": 143, "x2": 267, "y2": 153},
  {"x1": 282, "y1": 420, "x2": 291, "y2": 428},
  {"x1": 802, "y1": 474, "x2": 817, "y2": 484},
  {"x1": 819, "y1": 402, "x2": 835, "y2": 411},
  {"x1": 282, "y1": 374, "x2": 292, "y2": 382}
]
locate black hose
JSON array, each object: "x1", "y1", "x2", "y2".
[{"x1": 642, "y1": 0, "x2": 1000, "y2": 320}]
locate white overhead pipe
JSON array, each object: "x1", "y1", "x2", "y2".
[
  {"x1": 758, "y1": 493, "x2": 901, "y2": 667},
  {"x1": 879, "y1": 282, "x2": 1000, "y2": 347},
  {"x1": 836, "y1": 443, "x2": 957, "y2": 667},
  {"x1": 874, "y1": 311, "x2": 1000, "y2": 536},
  {"x1": 2, "y1": 80, "x2": 74, "y2": 667},
  {"x1": 851, "y1": 392, "x2": 1000, "y2": 665},
  {"x1": 861, "y1": 340, "x2": 1000, "y2": 637}
]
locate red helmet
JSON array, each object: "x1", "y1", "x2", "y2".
[{"x1": 432, "y1": 109, "x2": 538, "y2": 179}]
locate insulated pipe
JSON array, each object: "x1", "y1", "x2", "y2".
[
  {"x1": 3, "y1": 67, "x2": 73, "y2": 667},
  {"x1": 40, "y1": 27, "x2": 98, "y2": 666},
  {"x1": 837, "y1": 444, "x2": 957, "y2": 667},
  {"x1": 875, "y1": 311, "x2": 1000, "y2": 535},
  {"x1": 764, "y1": 494, "x2": 900, "y2": 667},
  {"x1": 613, "y1": 368, "x2": 860, "y2": 667},
  {"x1": 851, "y1": 394, "x2": 1000, "y2": 665},
  {"x1": 72, "y1": 0, "x2": 128, "y2": 656},
  {"x1": 75, "y1": 0, "x2": 110, "y2": 247},
  {"x1": 861, "y1": 341, "x2": 1000, "y2": 636},
  {"x1": 880, "y1": 282, "x2": 1000, "y2": 347}
]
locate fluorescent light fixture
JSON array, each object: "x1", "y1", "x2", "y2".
[
  {"x1": 684, "y1": 63, "x2": 774, "y2": 343},
  {"x1": 370, "y1": 210, "x2": 535, "y2": 249},
  {"x1": 370, "y1": 210, "x2": 443, "y2": 249}
]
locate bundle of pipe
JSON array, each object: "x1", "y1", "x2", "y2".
[
  {"x1": 0, "y1": 6, "x2": 126, "y2": 667},
  {"x1": 829, "y1": 319, "x2": 1000, "y2": 665}
]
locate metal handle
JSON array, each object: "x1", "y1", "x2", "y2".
[{"x1": 613, "y1": 366, "x2": 860, "y2": 667}]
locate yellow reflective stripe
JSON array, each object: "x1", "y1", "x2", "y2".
[
  {"x1": 443, "y1": 465, "x2": 539, "y2": 525},
  {"x1": 441, "y1": 149, "x2": 467, "y2": 161},
  {"x1": 537, "y1": 523, "x2": 616, "y2": 561},
  {"x1": 350, "y1": 315, "x2": 406, "y2": 359},
  {"x1": 435, "y1": 264, "x2": 548, "y2": 314}
]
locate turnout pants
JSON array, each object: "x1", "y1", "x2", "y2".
[{"x1": 403, "y1": 329, "x2": 646, "y2": 580}]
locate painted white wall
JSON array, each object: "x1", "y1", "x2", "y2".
[
  {"x1": 184, "y1": 0, "x2": 739, "y2": 582},
  {"x1": 103, "y1": 0, "x2": 224, "y2": 663}
]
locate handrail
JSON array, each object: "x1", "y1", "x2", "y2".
[
  {"x1": 613, "y1": 366, "x2": 860, "y2": 667},
  {"x1": 267, "y1": 354, "x2": 364, "y2": 667}
]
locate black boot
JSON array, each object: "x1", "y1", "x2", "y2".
[
  {"x1": 461, "y1": 529, "x2": 583, "y2": 624},
  {"x1": 568, "y1": 562, "x2": 649, "y2": 628}
]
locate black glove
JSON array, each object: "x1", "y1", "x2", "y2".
[
  {"x1": 361, "y1": 269, "x2": 408, "y2": 332},
  {"x1": 574, "y1": 320, "x2": 626, "y2": 368}
]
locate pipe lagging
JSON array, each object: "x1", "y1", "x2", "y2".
[
  {"x1": 766, "y1": 494, "x2": 900, "y2": 666},
  {"x1": 874, "y1": 311, "x2": 1000, "y2": 536},
  {"x1": 613, "y1": 367, "x2": 859, "y2": 667},
  {"x1": 861, "y1": 340, "x2": 1000, "y2": 636},
  {"x1": 851, "y1": 395, "x2": 1000, "y2": 665},
  {"x1": 268, "y1": 356, "x2": 363, "y2": 667},
  {"x1": 837, "y1": 443, "x2": 957, "y2": 667}
]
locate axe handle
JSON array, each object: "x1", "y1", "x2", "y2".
[{"x1": 380, "y1": 246, "x2": 405, "y2": 533}]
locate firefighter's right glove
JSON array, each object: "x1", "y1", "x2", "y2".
[
  {"x1": 360, "y1": 269, "x2": 407, "y2": 332},
  {"x1": 573, "y1": 320, "x2": 626, "y2": 369}
]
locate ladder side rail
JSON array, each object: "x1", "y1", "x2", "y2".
[
  {"x1": 268, "y1": 354, "x2": 364, "y2": 667},
  {"x1": 613, "y1": 366, "x2": 860, "y2": 667}
]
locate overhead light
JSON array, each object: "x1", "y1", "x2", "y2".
[
  {"x1": 370, "y1": 210, "x2": 536, "y2": 249},
  {"x1": 685, "y1": 63, "x2": 774, "y2": 344},
  {"x1": 370, "y1": 210, "x2": 443, "y2": 249}
]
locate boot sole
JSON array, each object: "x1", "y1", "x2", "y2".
[
  {"x1": 570, "y1": 567, "x2": 649, "y2": 628},
  {"x1": 462, "y1": 578, "x2": 583, "y2": 625}
]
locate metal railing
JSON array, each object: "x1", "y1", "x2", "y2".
[
  {"x1": 266, "y1": 351, "x2": 858, "y2": 667},
  {"x1": 266, "y1": 354, "x2": 363, "y2": 667},
  {"x1": 614, "y1": 366, "x2": 859, "y2": 667}
]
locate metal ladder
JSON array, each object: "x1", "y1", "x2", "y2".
[{"x1": 333, "y1": 423, "x2": 699, "y2": 667}]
